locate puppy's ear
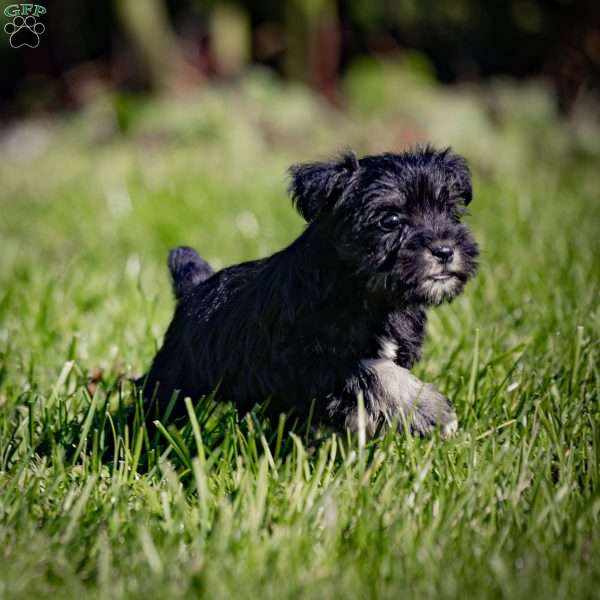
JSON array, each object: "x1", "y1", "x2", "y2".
[
  {"x1": 288, "y1": 151, "x2": 359, "y2": 221},
  {"x1": 441, "y1": 151, "x2": 473, "y2": 205}
]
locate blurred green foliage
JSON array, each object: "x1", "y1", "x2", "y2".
[{"x1": 1, "y1": 0, "x2": 597, "y2": 116}]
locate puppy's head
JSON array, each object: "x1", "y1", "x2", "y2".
[{"x1": 289, "y1": 147, "x2": 479, "y2": 305}]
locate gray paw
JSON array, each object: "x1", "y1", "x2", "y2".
[
  {"x1": 407, "y1": 382, "x2": 458, "y2": 438},
  {"x1": 359, "y1": 359, "x2": 458, "y2": 438}
]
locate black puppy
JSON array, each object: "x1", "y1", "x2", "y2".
[{"x1": 142, "y1": 147, "x2": 478, "y2": 436}]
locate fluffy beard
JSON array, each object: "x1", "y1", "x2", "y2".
[
  {"x1": 366, "y1": 248, "x2": 472, "y2": 305},
  {"x1": 415, "y1": 249, "x2": 469, "y2": 304},
  {"x1": 367, "y1": 269, "x2": 465, "y2": 304},
  {"x1": 417, "y1": 274, "x2": 465, "y2": 304}
]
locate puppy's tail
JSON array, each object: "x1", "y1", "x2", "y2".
[{"x1": 168, "y1": 246, "x2": 214, "y2": 299}]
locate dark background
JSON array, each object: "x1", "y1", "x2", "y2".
[{"x1": 1, "y1": 0, "x2": 599, "y2": 119}]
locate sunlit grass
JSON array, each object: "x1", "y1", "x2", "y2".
[{"x1": 0, "y1": 73, "x2": 599, "y2": 598}]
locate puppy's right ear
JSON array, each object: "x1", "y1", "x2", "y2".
[{"x1": 288, "y1": 151, "x2": 359, "y2": 222}]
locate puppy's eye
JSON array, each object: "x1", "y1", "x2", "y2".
[{"x1": 379, "y1": 213, "x2": 404, "y2": 232}]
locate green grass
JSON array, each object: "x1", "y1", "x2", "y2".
[{"x1": 0, "y1": 70, "x2": 599, "y2": 599}]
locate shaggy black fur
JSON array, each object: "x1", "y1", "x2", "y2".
[{"x1": 141, "y1": 147, "x2": 479, "y2": 436}]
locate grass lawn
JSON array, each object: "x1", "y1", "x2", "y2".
[{"x1": 0, "y1": 70, "x2": 599, "y2": 598}]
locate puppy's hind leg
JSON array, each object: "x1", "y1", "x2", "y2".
[{"x1": 168, "y1": 246, "x2": 214, "y2": 299}]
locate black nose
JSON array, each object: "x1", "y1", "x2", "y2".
[{"x1": 431, "y1": 245, "x2": 454, "y2": 264}]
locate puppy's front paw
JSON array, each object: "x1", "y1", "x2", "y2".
[
  {"x1": 408, "y1": 383, "x2": 458, "y2": 438},
  {"x1": 359, "y1": 359, "x2": 458, "y2": 438}
]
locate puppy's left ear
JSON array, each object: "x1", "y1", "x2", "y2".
[
  {"x1": 442, "y1": 151, "x2": 473, "y2": 205},
  {"x1": 288, "y1": 151, "x2": 359, "y2": 221}
]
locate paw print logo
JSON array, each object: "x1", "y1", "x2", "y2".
[{"x1": 4, "y1": 15, "x2": 45, "y2": 48}]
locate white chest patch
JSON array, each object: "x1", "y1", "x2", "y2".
[{"x1": 378, "y1": 337, "x2": 398, "y2": 361}]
